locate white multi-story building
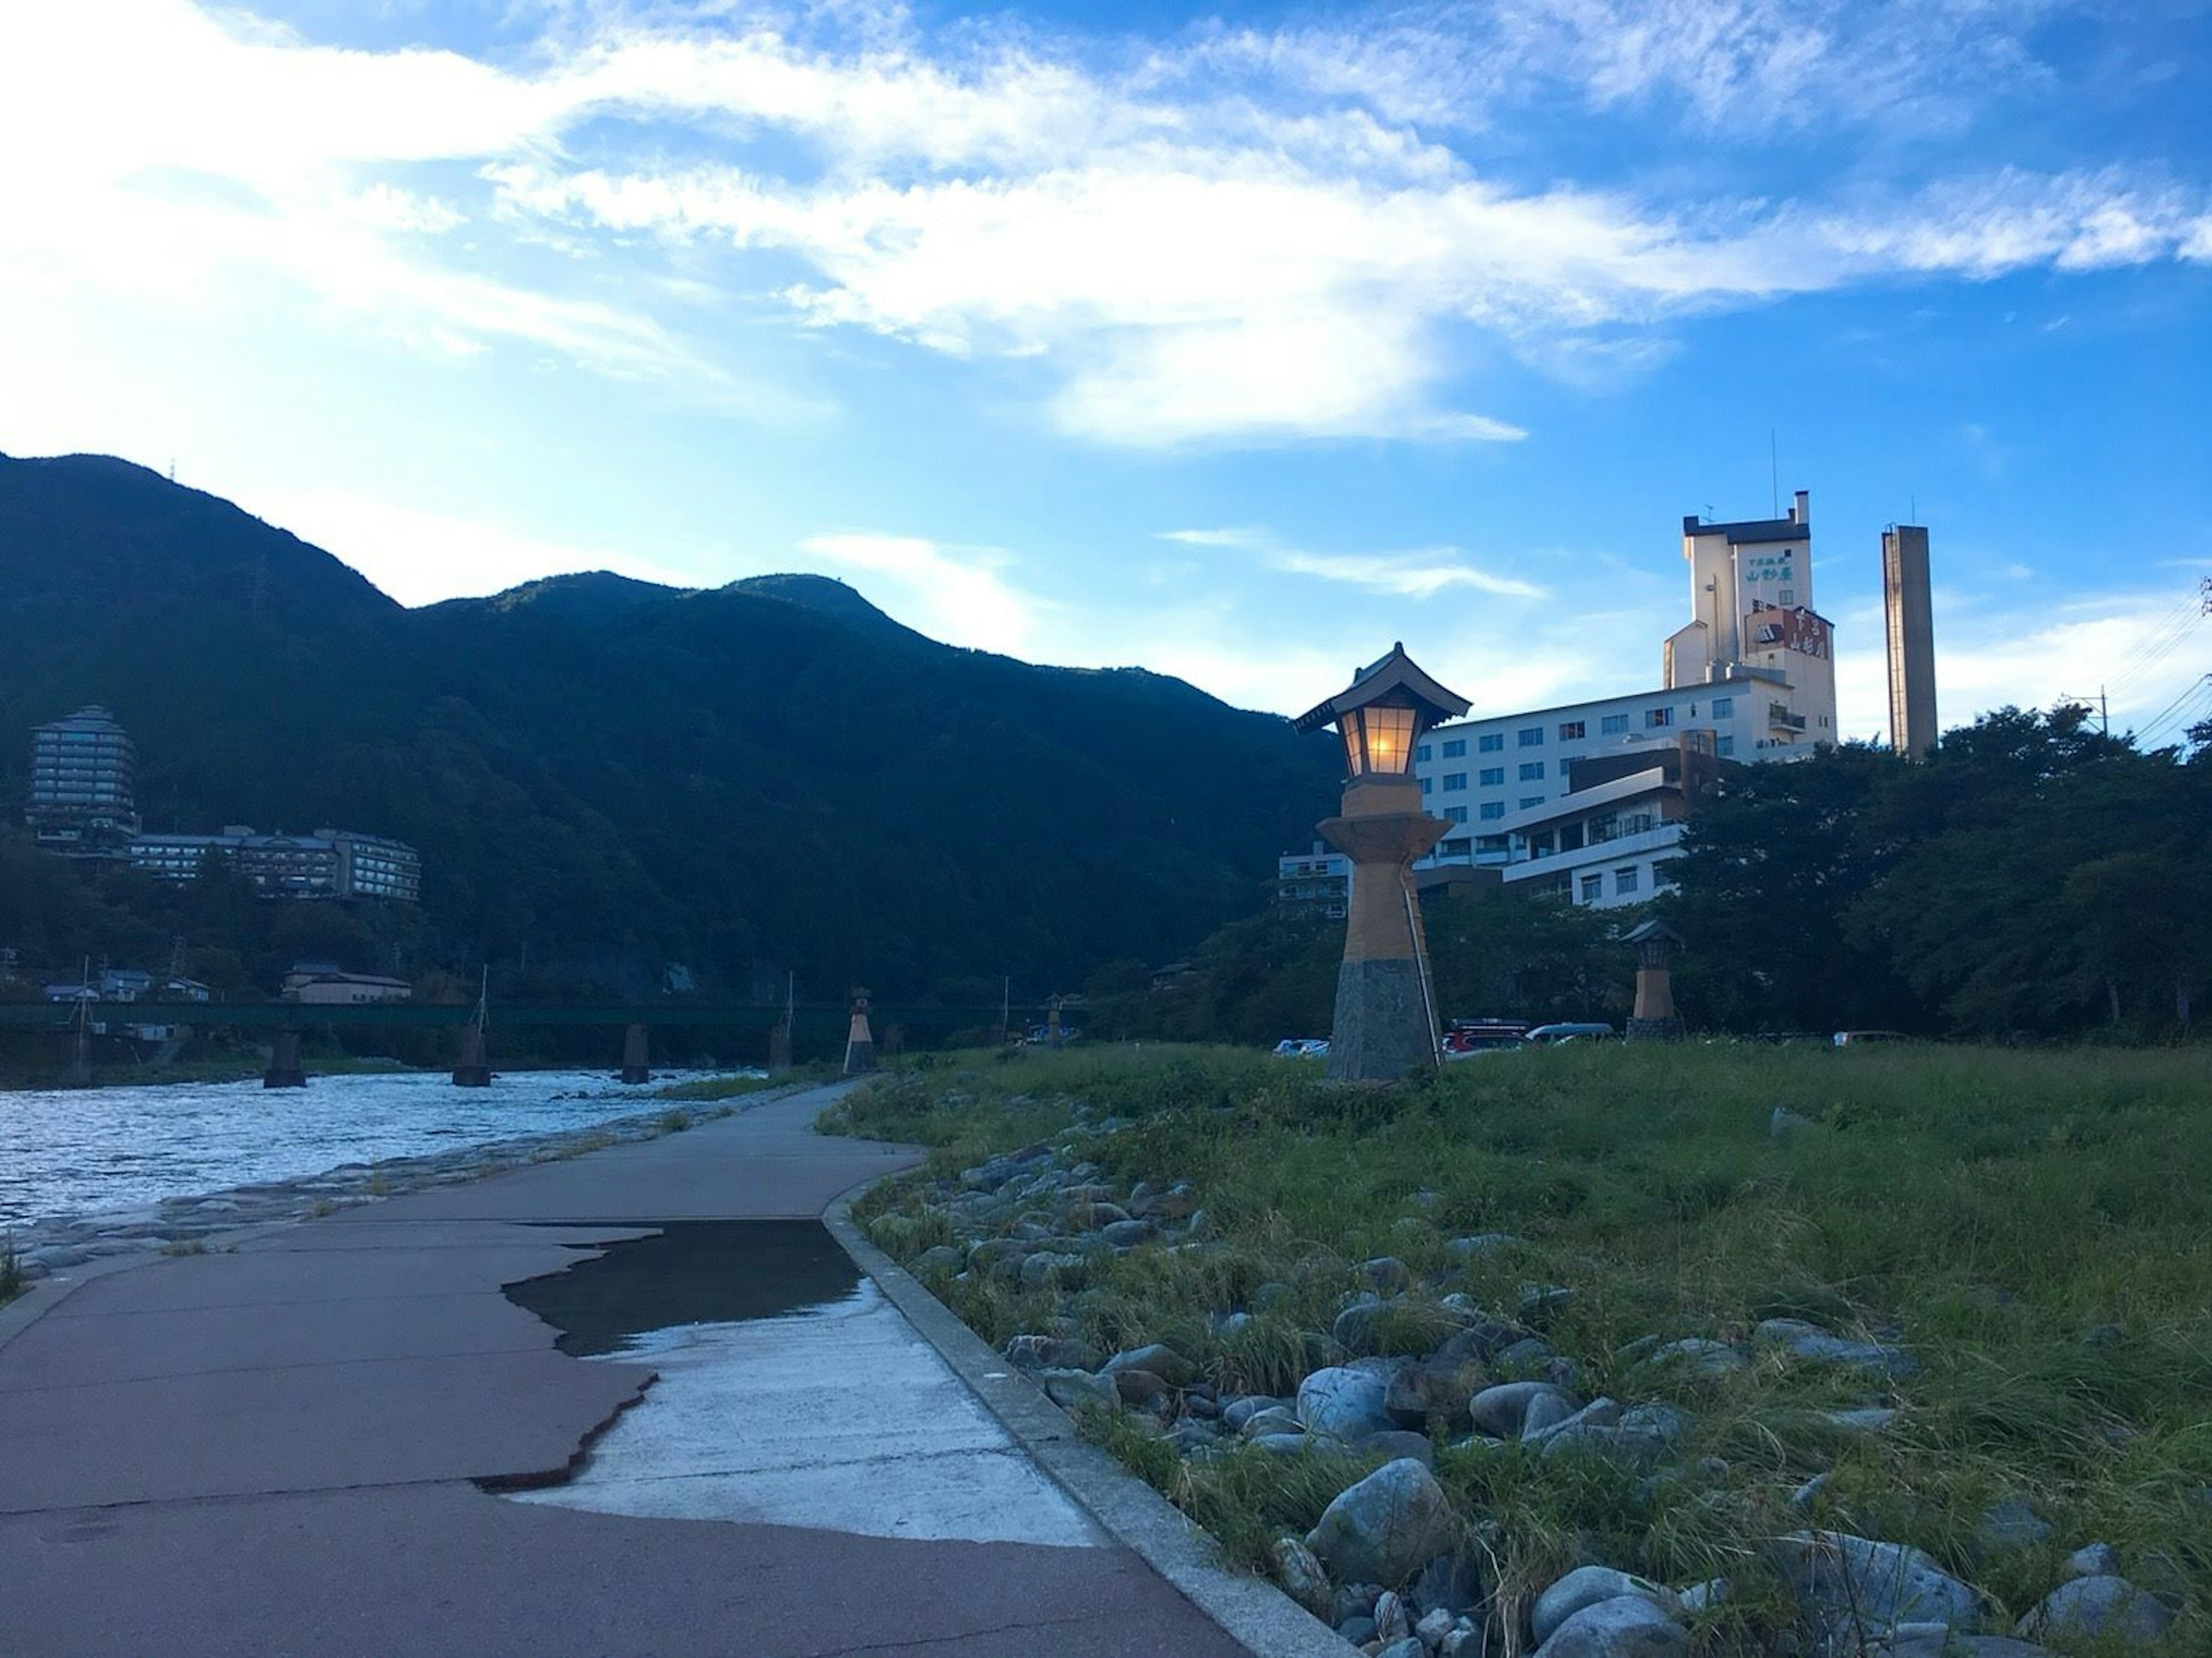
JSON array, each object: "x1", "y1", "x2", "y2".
[
  {"x1": 128, "y1": 826, "x2": 422, "y2": 901},
  {"x1": 1402, "y1": 492, "x2": 1838, "y2": 907}
]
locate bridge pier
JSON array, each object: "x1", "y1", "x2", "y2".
[
  {"x1": 452, "y1": 1022, "x2": 491, "y2": 1087},
  {"x1": 263, "y1": 1027, "x2": 307, "y2": 1089},
  {"x1": 619, "y1": 1022, "x2": 650, "y2": 1084}
]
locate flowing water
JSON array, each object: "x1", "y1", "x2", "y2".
[{"x1": 0, "y1": 1069, "x2": 744, "y2": 1227}]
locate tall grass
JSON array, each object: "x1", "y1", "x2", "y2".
[{"x1": 846, "y1": 1042, "x2": 2212, "y2": 1651}]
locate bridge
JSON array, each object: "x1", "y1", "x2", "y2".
[{"x1": 0, "y1": 999, "x2": 1063, "y2": 1088}]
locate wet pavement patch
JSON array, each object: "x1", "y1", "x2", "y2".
[{"x1": 503, "y1": 1221, "x2": 861, "y2": 1356}]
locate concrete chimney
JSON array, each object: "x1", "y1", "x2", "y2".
[{"x1": 1790, "y1": 490, "x2": 1810, "y2": 528}]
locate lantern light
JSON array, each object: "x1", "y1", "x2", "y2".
[{"x1": 1293, "y1": 643, "x2": 1470, "y2": 787}]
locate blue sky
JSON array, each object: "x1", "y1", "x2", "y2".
[{"x1": 2, "y1": 0, "x2": 2207, "y2": 741}]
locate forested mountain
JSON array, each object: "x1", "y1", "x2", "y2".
[{"x1": 0, "y1": 453, "x2": 1340, "y2": 999}]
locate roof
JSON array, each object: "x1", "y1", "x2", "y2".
[
  {"x1": 1681, "y1": 515, "x2": 1806, "y2": 547},
  {"x1": 1291, "y1": 642, "x2": 1471, "y2": 735}
]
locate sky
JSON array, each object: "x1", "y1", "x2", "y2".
[{"x1": 2, "y1": 0, "x2": 2207, "y2": 745}]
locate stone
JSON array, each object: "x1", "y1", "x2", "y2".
[
  {"x1": 1305, "y1": 1459, "x2": 1456, "y2": 1587},
  {"x1": 1103, "y1": 1344, "x2": 1197, "y2": 1387},
  {"x1": 1333, "y1": 1585, "x2": 1382, "y2": 1625},
  {"x1": 1415, "y1": 1607, "x2": 1456, "y2": 1646},
  {"x1": 1251, "y1": 1432, "x2": 1315, "y2": 1456},
  {"x1": 1005, "y1": 1333, "x2": 1099, "y2": 1372},
  {"x1": 1300, "y1": 1365, "x2": 1401, "y2": 1439},
  {"x1": 1375, "y1": 1639, "x2": 1425, "y2": 1658},
  {"x1": 1617, "y1": 1403, "x2": 1691, "y2": 1445},
  {"x1": 1440, "y1": 1620, "x2": 1484, "y2": 1656},
  {"x1": 1975, "y1": 1497, "x2": 2051, "y2": 1554},
  {"x1": 2059, "y1": 1542, "x2": 2120, "y2": 1580},
  {"x1": 1375, "y1": 1588, "x2": 1411, "y2": 1638},
  {"x1": 1387, "y1": 1357, "x2": 1484, "y2": 1430},
  {"x1": 1524, "y1": 1396, "x2": 1619, "y2": 1445},
  {"x1": 1110, "y1": 1368, "x2": 1171, "y2": 1407},
  {"x1": 1773, "y1": 1532, "x2": 1983, "y2": 1645},
  {"x1": 1640, "y1": 1337, "x2": 1748, "y2": 1379},
  {"x1": 1039, "y1": 1368, "x2": 1118, "y2": 1412},
  {"x1": 1790, "y1": 1473, "x2": 1831, "y2": 1510},
  {"x1": 1495, "y1": 1337, "x2": 1559, "y2": 1372},
  {"x1": 1446, "y1": 1232, "x2": 1527, "y2": 1260},
  {"x1": 1223, "y1": 1394, "x2": 1293, "y2": 1431},
  {"x1": 1470, "y1": 1381, "x2": 1574, "y2": 1439},
  {"x1": 1101, "y1": 1219, "x2": 1157, "y2": 1249},
  {"x1": 1771, "y1": 1106, "x2": 1815, "y2": 1139},
  {"x1": 1240, "y1": 1407, "x2": 1304, "y2": 1440},
  {"x1": 910, "y1": 1245, "x2": 962, "y2": 1275},
  {"x1": 1756, "y1": 1318, "x2": 1918, "y2": 1380},
  {"x1": 1166, "y1": 1420, "x2": 1220, "y2": 1454},
  {"x1": 1519, "y1": 1284, "x2": 1578, "y2": 1323},
  {"x1": 1270, "y1": 1535, "x2": 1331, "y2": 1613},
  {"x1": 1335, "y1": 1297, "x2": 1388, "y2": 1353},
  {"x1": 2014, "y1": 1575, "x2": 2173, "y2": 1642},
  {"x1": 1408, "y1": 1552, "x2": 1484, "y2": 1618},
  {"x1": 1810, "y1": 1406, "x2": 1897, "y2": 1436},
  {"x1": 1676, "y1": 1579, "x2": 1728, "y2": 1614},
  {"x1": 1018, "y1": 1250, "x2": 1087, "y2": 1289},
  {"x1": 1531, "y1": 1596, "x2": 1688, "y2": 1656},
  {"x1": 1533, "y1": 1568, "x2": 1679, "y2": 1645},
  {"x1": 26, "y1": 1245, "x2": 88, "y2": 1269},
  {"x1": 1363, "y1": 1257, "x2": 1415, "y2": 1293},
  {"x1": 1883, "y1": 1638, "x2": 2054, "y2": 1658},
  {"x1": 1362, "y1": 1430, "x2": 1435, "y2": 1467},
  {"x1": 1338, "y1": 1616, "x2": 1377, "y2": 1644}
]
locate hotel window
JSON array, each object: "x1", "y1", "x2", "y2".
[
  {"x1": 1478, "y1": 733, "x2": 1503, "y2": 753},
  {"x1": 1420, "y1": 776, "x2": 1433, "y2": 795},
  {"x1": 1614, "y1": 866, "x2": 1641, "y2": 894},
  {"x1": 1478, "y1": 802, "x2": 1505, "y2": 821},
  {"x1": 1415, "y1": 745, "x2": 1431, "y2": 762},
  {"x1": 1441, "y1": 739, "x2": 1467, "y2": 758},
  {"x1": 1518, "y1": 727, "x2": 1543, "y2": 746},
  {"x1": 1444, "y1": 805, "x2": 1469, "y2": 824},
  {"x1": 1580, "y1": 873, "x2": 1604, "y2": 904},
  {"x1": 1711, "y1": 696, "x2": 1733, "y2": 717},
  {"x1": 1519, "y1": 761, "x2": 1544, "y2": 781},
  {"x1": 1520, "y1": 796, "x2": 1545, "y2": 810},
  {"x1": 1717, "y1": 735, "x2": 1736, "y2": 757},
  {"x1": 1559, "y1": 720, "x2": 1585, "y2": 740},
  {"x1": 1779, "y1": 589, "x2": 1794, "y2": 605},
  {"x1": 1601, "y1": 713, "x2": 1629, "y2": 734},
  {"x1": 1479, "y1": 767, "x2": 1503, "y2": 786},
  {"x1": 1647, "y1": 707, "x2": 1675, "y2": 729},
  {"x1": 1444, "y1": 772, "x2": 1467, "y2": 791}
]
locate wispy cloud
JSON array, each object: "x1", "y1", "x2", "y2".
[
  {"x1": 1159, "y1": 526, "x2": 1548, "y2": 600},
  {"x1": 796, "y1": 532, "x2": 1050, "y2": 652}
]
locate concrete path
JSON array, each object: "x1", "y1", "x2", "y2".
[{"x1": 0, "y1": 1083, "x2": 1249, "y2": 1657}]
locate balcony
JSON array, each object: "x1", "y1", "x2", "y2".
[{"x1": 1767, "y1": 703, "x2": 1807, "y2": 731}]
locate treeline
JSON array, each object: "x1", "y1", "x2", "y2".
[{"x1": 1080, "y1": 706, "x2": 2211, "y2": 1045}]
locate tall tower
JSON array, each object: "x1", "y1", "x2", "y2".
[
  {"x1": 25, "y1": 705, "x2": 141, "y2": 856},
  {"x1": 1883, "y1": 525, "x2": 1938, "y2": 756}
]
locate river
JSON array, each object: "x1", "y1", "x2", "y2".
[{"x1": 0, "y1": 1069, "x2": 747, "y2": 1229}]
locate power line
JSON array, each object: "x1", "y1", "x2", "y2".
[{"x1": 2137, "y1": 674, "x2": 2212, "y2": 747}]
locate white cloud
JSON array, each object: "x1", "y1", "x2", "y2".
[
  {"x1": 1158, "y1": 526, "x2": 1548, "y2": 599},
  {"x1": 796, "y1": 532, "x2": 1050, "y2": 652}
]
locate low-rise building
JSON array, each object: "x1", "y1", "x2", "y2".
[
  {"x1": 282, "y1": 965, "x2": 414, "y2": 1004},
  {"x1": 1496, "y1": 733, "x2": 1721, "y2": 908},
  {"x1": 128, "y1": 826, "x2": 422, "y2": 901}
]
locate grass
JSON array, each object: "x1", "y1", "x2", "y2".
[
  {"x1": 844, "y1": 1041, "x2": 2212, "y2": 1653},
  {"x1": 1, "y1": 1232, "x2": 24, "y2": 1308}
]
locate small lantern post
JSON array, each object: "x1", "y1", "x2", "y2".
[
  {"x1": 843, "y1": 987, "x2": 877, "y2": 1075},
  {"x1": 1622, "y1": 920, "x2": 1685, "y2": 1042},
  {"x1": 1291, "y1": 644, "x2": 1471, "y2": 1081}
]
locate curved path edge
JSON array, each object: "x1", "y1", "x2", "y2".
[{"x1": 821, "y1": 1176, "x2": 1358, "y2": 1658}]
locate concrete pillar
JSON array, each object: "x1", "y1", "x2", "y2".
[
  {"x1": 263, "y1": 1026, "x2": 307, "y2": 1089},
  {"x1": 61, "y1": 1022, "x2": 94, "y2": 1089},
  {"x1": 619, "y1": 1022, "x2": 650, "y2": 1084},
  {"x1": 1319, "y1": 776, "x2": 1449, "y2": 1082},
  {"x1": 843, "y1": 990, "x2": 876, "y2": 1076},
  {"x1": 453, "y1": 1020, "x2": 491, "y2": 1087}
]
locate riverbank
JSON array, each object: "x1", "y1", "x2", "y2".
[
  {"x1": 842, "y1": 1042, "x2": 2211, "y2": 1655},
  {"x1": 0, "y1": 1069, "x2": 800, "y2": 1307}
]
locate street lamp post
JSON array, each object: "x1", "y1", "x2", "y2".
[{"x1": 1292, "y1": 644, "x2": 1471, "y2": 1082}]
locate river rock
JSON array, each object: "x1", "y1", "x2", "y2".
[
  {"x1": 1223, "y1": 1394, "x2": 1293, "y2": 1431},
  {"x1": 2059, "y1": 1542, "x2": 2119, "y2": 1580},
  {"x1": 1111, "y1": 1368, "x2": 1171, "y2": 1407},
  {"x1": 1525, "y1": 1395, "x2": 1618, "y2": 1444},
  {"x1": 1374, "y1": 1588, "x2": 1410, "y2": 1638},
  {"x1": 2015, "y1": 1574, "x2": 2173, "y2": 1641},
  {"x1": 1375, "y1": 1638, "x2": 1424, "y2": 1658},
  {"x1": 1884, "y1": 1638, "x2": 2054, "y2": 1658},
  {"x1": 1240, "y1": 1407, "x2": 1303, "y2": 1440},
  {"x1": 1773, "y1": 1532, "x2": 1982, "y2": 1645},
  {"x1": 1039, "y1": 1368, "x2": 1118, "y2": 1412},
  {"x1": 1385, "y1": 1356, "x2": 1484, "y2": 1429},
  {"x1": 1362, "y1": 1255, "x2": 1414, "y2": 1292},
  {"x1": 1019, "y1": 1250, "x2": 1087, "y2": 1289},
  {"x1": 1470, "y1": 1380, "x2": 1574, "y2": 1438},
  {"x1": 1269, "y1": 1535, "x2": 1330, "y2": 1614},
  {"x1": 1771, "y1": 1106, "x2": 1815, "y2": 1139},
  {"x1": 1298, "y1": 1365, "x2": 1399, "y2": 1439},
  {"x1": 1756, "y1": 1318, "x2": 1917, "y2": 1379},
  {"x1": 1446, "y1": 1232, "x2": 1525, "y2": 1259},
  {"x1": 1103, "y1": 1344, "x2": 1197, "y2": 1387},
  {"x1": 1640, "y1": 1337, "x2": 1747, "y2": 1379},
  {"x1": 910, "y1": 1245, "x2": 962, "y2": 1275},
  {"x1": 1532, "y1": 1595, "x2": 1688, "y2": 1656},
  {"x1": 1005, "y1": 1334, "x2": 1097, "y2": 1372},
  {"x1": 1676, "y1": 1579, "x2": 1728, "y2": 1613},
  {"x1": 1975, "y1": 1497, "x2": 2051, "y2": 1554},
  {"x1": 1362, "y1": 1430, "x2": 1435, "y2": 1467},
  {"x1": 1101, "y1": 1219, "x2": 1157, "y2": 1249},
  {"x1": 1304, "y1": 1459, "x2": 1456, "y2": 1586},
  {"x1": 1534, "y1": 1568, "x2": 1679, "y2": 1645}
]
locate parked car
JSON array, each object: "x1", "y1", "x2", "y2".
[
  {"x1": 1273, "y1": 1038, "x2": 1330, "y2": 1058},
  {"x1": 1831, "y1": 1029, "x2": 1911, "y2": 1046},
  {"x1": 1523, "y1": 1022, "x2": 1615, "y2": 1045},
  {"x1": 1441, "y1": 1019, "x2": 1527, "y2": 1058}
]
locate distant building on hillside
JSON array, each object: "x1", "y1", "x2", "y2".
[
  {"x1": 1276, "y1": 843, "x2": 1351, "y2": 916},
  {"x1": 282, "y1": 962, "x2": 413, "y2": 1004},
  {"x1": 127, "y1": 826, "x2": 422, "y2": 901},
  {"x1": 25, "y1": 705, "x2": 141, "y2": 857}
]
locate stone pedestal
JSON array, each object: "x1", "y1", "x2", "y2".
[
  {"x1": 263, "y1": 1026, "x2": 307, "y2": 1089},
  {"x1": 453, "y1": 1021, "x2": 491, "y2": 1087},
  {"x1": 619, "y1": 1022, "x2": 650, "y2": 1084},
  {"x1": 1319, "y1": 779, "x2": 1450, "y2": 1082}
]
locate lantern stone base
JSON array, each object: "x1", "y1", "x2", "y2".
[
  {"x1": 843, "y1": 1038, "x2": 876, "y2": 1076},
  {"x1": 1327, "y1": 958, "x2": 1435, "y2": 1082},
  {"x1": 1626, "y1": 1016, "x2": 1684, "y2": 1042}
]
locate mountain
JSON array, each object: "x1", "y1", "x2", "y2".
[{"x1": 0, "y1": 453, "x2": 1340, "y2": 999}]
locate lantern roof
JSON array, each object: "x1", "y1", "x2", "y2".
[
  {"x1": 1621, "y1": 919, "x2": 1684, "y2": 948},
  {"x1": 1290, "y1": 642, "x2": 1471, "y2": 735}
]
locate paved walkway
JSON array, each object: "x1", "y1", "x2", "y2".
[{"x1": 0, "y1": 1083, "x2": 1249, "y2": 1657}]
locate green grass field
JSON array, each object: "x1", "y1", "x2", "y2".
[{"x1": 839, "y1": 1041, "x2": 2212, "y2": 1652}]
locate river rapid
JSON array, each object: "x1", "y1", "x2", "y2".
[{"x1": 0, "y1": 1068, "x2": 742, "y2": 1230}]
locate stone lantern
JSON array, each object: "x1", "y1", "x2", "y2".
[
  {"x1": 1622, "y1": 920, "x2": 1685, "y2": 1041},
  {"x1": 1291, "y1": 644, "x2": 1471, "y2": 1081},
  {"x1": 843, "y1": 987, "x2": 877, "y2": 1075}
]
